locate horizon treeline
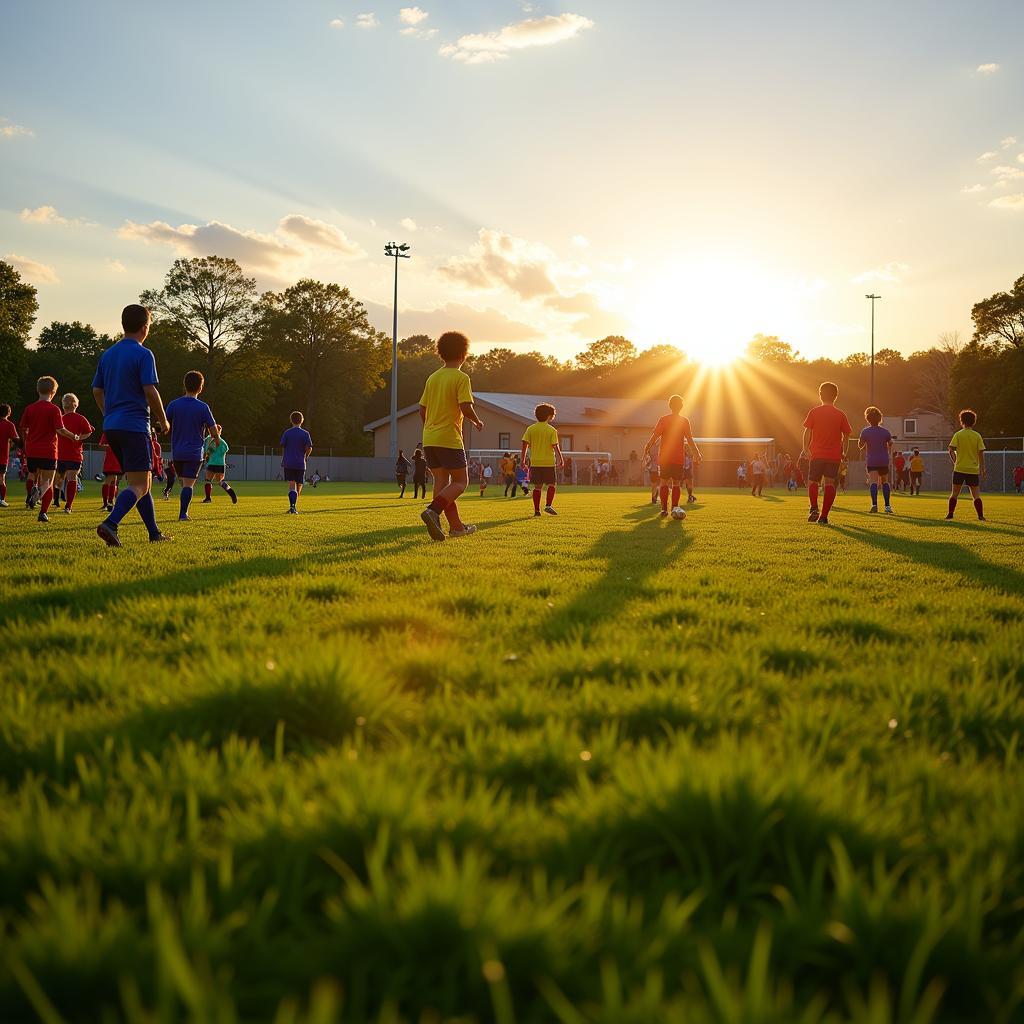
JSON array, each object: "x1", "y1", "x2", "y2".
[{"x1": 1, "y1": 258, "x2": 1022, "y2": 455}]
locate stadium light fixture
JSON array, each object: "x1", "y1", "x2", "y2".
[
  {"x1": 865, "y1": 293, "x2": 881, "y2": 404},
  {"x1": 386, "y1": 242, "x2": 412, "y2": 460}
]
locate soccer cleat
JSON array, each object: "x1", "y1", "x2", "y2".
[
  {"x1": 807, "y1": 508, "x2": 820, "y2": 522},
  {"x1": 421, "y1": 507, "x2": 445, "y2": 541},
  {"x1": 660, "y1": 510, "x2": 668, "y2": 518},
  {"x1": 885, "y1": 505, "x2": 894, "y2": 514},
  {"x1": 27, "y1": 486, "x2": 39, "y2": 509},
  {"x1": 229, "y1": 490, "x2": 237, "y2": 505},
  {"x1": 977, "y1": 516, "x2": 986, "y2": 522},
  {"x1": 544, "y1": 506, "x2": 558, "y2": 515},
  {"x1": 149, "y1": 532, "x2": 173, "y2": 543},
  {"x1": 817, "y1": 517, "x2": 830, "y2": 526},
  {"x1": 178, "y1": 514, "x2": 191, "y2": 522},
  {"x1": 62, "y1": 507, "x2": 73, "y2": 514},
  {"x1": 163, "y1": 493, "x2": 170, "y2": 501},
  {"x1": 869, "y1": 505, "x2": 878, "y2": 513},
  {"x1": 287, "y1": 506, "x2": 298, "y2": 515},
  {"x1": 0, "y1": 499, "x2": 8, "y2": 507},
  {"x1": 534, "y1": 510, "x2": 542, "y2": 517},
  {"x1": 96, "y1": 523, "x2": 121, "y2": 547},
  {"x1": 687, "y1": 495, "x2": 696, "y2": 503},
  {"x1": 449, "y1": 524, "x2": 478, "y2": 537},
  {"x1": 201, "y1": 497, "x2": 212, "y2": 504},
  {"x1": 943, "y1": 514, "x2": 953, "y2": 520},
  {"x1": 37, "y1": 511, "x2": 49, "y2": 523}
]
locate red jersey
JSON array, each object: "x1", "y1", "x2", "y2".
[
  {"x1": 803, "y1": 404, "x2": 852, "y2": 460},
  {"x1": 19, "y1": 400, "x2": 64, "y2": 459},
  {"x1": 653, "y1": 413, "x2": 692, "y2": 464},
  {"x1": 0, "y1": 419, "x2": 17, "y2": 464},
  {"x1": 100, "y1": 433, "x2": 122, "y2": 475},
  {"x1": 151, "y1": 436, "x2": 162, "y2": 472},
  {"x1": 1013, "y1": 467, "x2": 1024, "y2": 484},
  {"x1": 57, "y1": 411, "x2": 94, "y2": 462},
  {"x1": 894, "y1": 454, "x2": 906, "y2": 471}
]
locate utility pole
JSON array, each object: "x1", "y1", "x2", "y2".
[
  {"x1": 385, "y1": 242, "x2": 411, "y2": 459},
  {"x1": 865, "y1": 293, "x2": 881, "y2": 404}
]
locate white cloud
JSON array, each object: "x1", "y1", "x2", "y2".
[
  {"x1": 399, "y1": 7, "x2": 428, "y2": 26},
  {"x1": 977, "y1": 151, "x2": 997, "y2": 162},
  {"x1": 105, "y1": 258, "x2": 126, "y2": 273},
  {"x1": 992, "y1": 164, "x2": 1024, "y2": 182},
  {"x1": 0, "y1": 118, "x2": 33, "y2": 138},
  {"x1": 5, "y1": 253, "x2": 58, "y2": 283},
  {"x1": 19, "y1": 205, "x2": 95, "y2": 227},
  {"x1": 277, "y1": 214, "x2": 365, "y2": 257},
  {"x1": 399, "y1": 217, "x2": 418, "y2": 232},
  {"x1": 1019, "y1": 153, "x2": 1024, "y2": 164},
  {"x1": 329, "y1": 18, "x2": 344, "y2": 29},
  {"x1": 571, "y1": 234, "x2": 590, "y2": 248},
  {"x1": 1001, "y1": 136, "x2": 1017, "y2": 148},
  {"x1": 440, "y1": 13, "x2": 594, "y2": 64},
  {"x1": 401, "y1": 25, "x2": 438, "y2": 37},
  {"x1": 976, "y1": 63, "x2": 1000, "y2": 75},
  {"x1": 440, "y1": 228, "x2": 560, "y2": 298},
  {"x1": 990, "y1": 194, "x2": 1024, "y2": 211},
  {"x1": 356, "y1": 13, "x2": 379, "y2": 29},
  {"x1": 852, "y1": 262, "x2": 910, "y2": 285},
  {"x1": 961, "y1": 184, "x2": 986, "y2": 194}
]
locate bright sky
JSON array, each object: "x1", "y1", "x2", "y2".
[{"x1": 1, "y1": 0, "x2": 1021, "y2": 364}]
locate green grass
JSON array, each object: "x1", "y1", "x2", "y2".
[{"x1": 1, "y1": 482, "x2": 1023, "y2": 1023}]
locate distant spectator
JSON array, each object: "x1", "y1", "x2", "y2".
[
  {"x1": 395, "y1": 448, "x2": 411, "y2": 497},
  {"x1": 736, "y1": 461, "x2": 747, "y2": 488},
  {"x1": 1014, "y1": 463, "x2": 1024, "y2": 495}
]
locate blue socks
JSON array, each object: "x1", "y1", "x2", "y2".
[
  {"x1": 289, "y1": 487, "x2": 297, "y2": 509},
  {"x1": 105, "y1": 487, "x2": 138, "y2": 528},
  {"x1": 882, "y1": 482, "x2": 891, "y2": 506},
  {"x1": 180, "y1": 485, "x2": 193, "y2": 518},
  {"x1": 136, "y1": 492, "x2": 160, "y2": 538},
  {"x1": 870, "y1": 483, "x2": 878, "y2": 506}
]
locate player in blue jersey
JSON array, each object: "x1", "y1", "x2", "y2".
[
  {"x1": 165, "y1": 370, "x2": 220, "y2": 521},
  {"x1": 92, "y1": 304, "x2": 171, "y2": 547},
  {"x1": 281, "y1": 411, "x2": 313, "y2": 514},
  {"x1": 857, "y1": 406, "x2": 894, "y2": 514}
]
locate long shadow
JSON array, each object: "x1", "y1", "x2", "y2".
[
  {"x1": 833, "y1": 523, "x2": 1024, "y2": 597},
  {"x1": 838, "y1": 506, "x2": 1024, "y2": 539},
  {"x1": 539, "y1": 510, "x2": 693, "y2": 642}
]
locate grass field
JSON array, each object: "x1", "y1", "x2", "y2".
[{"x1": 1, "y1": 482, "x2": 1023, "y2": 1023}]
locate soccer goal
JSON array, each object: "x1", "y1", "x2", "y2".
[
  {"x1": 468, "y1": 449, "x2": 613, "y2": 485},
  {"x1": 911, "y1": 449, "x2": 1024, "y2": 494}
]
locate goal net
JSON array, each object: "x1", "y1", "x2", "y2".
[{"x1": 468, "y1": 449, "x2": 613, "y2": 485}]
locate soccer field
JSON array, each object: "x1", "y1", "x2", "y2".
[{"x1": 2, "y1": 484, "x2": 1023, "y2": 1022}]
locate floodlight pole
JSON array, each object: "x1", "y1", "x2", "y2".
[
  {"x1": 866, "y1": 293, "x2": 880, "y2": 404},
  {"x1": 385, "y1": 242, "x2": 411, "y2": 460}
]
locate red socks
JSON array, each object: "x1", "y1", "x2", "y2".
[
  {"x1": 443, "y1": 499, "x2": 464, "y2": 531},
  {"x1": 26, "y1": 478, "x2": 33, "y2": 495},
  {"x1": 671, "y1": 485, "x2": 680, "y2": 508},
  {"x1": 948, "y1": 497, "x2": 957, "y2": 516},
  {"x1": 40, "y1": 487, "x2": 53, "y2": 514},
  {"x1": 974, "y1": 497, "x2": 984, "y2": 519},
  {"x1": 427, "y1": 496, "x2": 446, "y2": 513},
  {"x1": 532, "y1": 488, "x2": 542, "y2": 513},
  {"x1": 660, "y1": 484, "x2": 669, "y2": 512},
  {"x1": 808, "y1": 482, "x2": 819, "y2": 510},
  {"x1": 546, "y1": 485, "x2": 555, "y2": 508},
  {"x1": 205, "y1": 482, "x2": 213, "y2": 500},
  {"x1": 65, "y1": 480, "x2": 77, "y2": 510},
  {"x1": 821, "y1": 484, "x2": 836, "y2": 518}
]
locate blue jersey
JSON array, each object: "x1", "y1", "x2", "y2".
[
  {"x1": 281, "y1": 426, "x2": 312, "y2": 469},
  {"x1": 92, "y1": 338, "x2": 159, "y2": 433},
  {"x1": 166, "y1": 395, "x2": 216, "y2": 461},
  {"x1": 860, "y1": 425, "x2": 892, "y2": 467}
]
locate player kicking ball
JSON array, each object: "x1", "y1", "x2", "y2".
[
  {"x1": 521, "y1": 403, "x2": 564, "y2": 517},
  {"x1": 201, "y1": 426, "x2": 237, "y2": 504},
  {"x1": 280, "y1": 411, "x2": 313, "y2": 514},
  {"x1": 643, "y1": 395, "x2": 702, "y2": 519},
  {"x1": 945, "y1": 409, "x2": 986, "y2": 521},
  {"x1": 858, "y1": 406, "x2": 894, "y2": 514},
  {"x1": 165, "y1": 371, "x2": 219, "y2": 522},
  {"x1": 801, "y1": 381, "x2": 851, "y2": 526}
]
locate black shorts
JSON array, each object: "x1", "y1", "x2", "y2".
[
  {"x1": 173, "y1": 460, "x2": 202, "y2": 479},
  {"x1": 867, "y1": 465, "x2": 889, "y2": 475},
  {"x1": 659, "y1": 463, "x2": 685, "y2": 480},
  {"x1": 413, "y1": 475, "x2": 426, "y2": 485},
  {"x1": 283, "y1": 466, "x2": 305, "y2": 484},
  {"x1": 808, "y1": 459, "x2": 840, "y2": 481},
  {"x1": 423, "y1": 446, "x2": 468, "y2": 471},
  {"x1": 26, "y1": 456, "x2": 57, "y2": 472},
  {"x1": 952, "y1": 471, "x2": 980, "y2": 487},
  {"x1": 910, "y1": 471, "x2": 922, "y2": 481},
  {"x1": 57, "y1": 459, "x2": 82, "y2": 473},
  {"x1": 503, "y1": 475, "x2": 514, "y2": 485},
  {"x1": 207, "y1": 465, "x2": 225, "y2": 475},
  {"x1": 104, "y1": 429, "x2": 152, "y2": 474},
  {"x1": 529, "y1": 466, "x2": 557, "y2": 485}
]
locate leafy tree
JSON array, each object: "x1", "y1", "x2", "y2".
[
  {"x1": 28, "y1": 321, "x2": 116, "y2": 413},
  {"x1": 912, "y1": 332, "x2": 962, "y2": 416},
  {"x1": 971, "y1": 273, "x2": 1024, "y2": 349},
  {"x1": 38, "y1": 321, "x2": 112, "y2": 361},
  {"x1": 841, "y1": 352, "x2": 869, "y2": 367},
  {"x1": 575, "y1": 335, "x2": 637, "y2": 372},
  {"x1": 746, "y1": 334, "x2": 796, "y2": 362},
  {"x1": 0, "y1": 260, "x2": 38, "y2": 340},
  {"x1": 873, "y1": 348, "x2": 904, "y2": 366},
  {"x1": 399, "y1": 334, "x2": 435, "y2": 359}
]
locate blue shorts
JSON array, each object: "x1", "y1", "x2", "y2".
[
  {"x1": 57, "y1": 459, "x2": 82, "y2": 473},
  {"x1": 283, "y1": 466, "x2": 305, "y2": 484},
  {"x1": 423, "y1": 446, "x2": 468, "y2": 471},
  {"x1": 173, "y1": 459, "x2": 202, "y2": 479},
  {"x1": 103, "y1": 429, "x2": 152, "y2": 474}
]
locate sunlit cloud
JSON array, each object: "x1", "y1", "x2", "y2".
[
  {"x1": 571, "y1": 234, "x2": 590, "y2": 248},
  {"x1": 992, "y1": 164, "x2": 1024, "y2": 182},
  {"x1": 961, "y1": 184, "x2": 985, "y2": 194},
  {"x1": 399, "y1": 217, "x2": 418, "y2": 232},
  {"x1": 977, "y1": 151, "x2": 997, "y2": 162},
  {"x1": 990, "y1": 194, "x2": 1024, "y2": 211},
  {"x1": 976, "y1": 63, "x2": 1000, "y2": 75},
  {"x1": 1001, "y1": 136, "x2": 1017, "y2": 148},
  {"x1": 440, "y1": 13, "x2": 594, "y2": 65},
  {"x1": 356, "y1": 13, "x2": 379, "y2": 29},
  {"x1": 105, "y1": 258, "x2": 126, "y2": 273},
  {"x1": 440, "y1": 228, "x2": 559, "y2": 299},
  {"x1": 278, "y1": 214, "x2": 365, "y2": 257},
  {"x1": 1, "y1": 118, "x2": 33, "y2": 138},
  {"x1": 5, "y1": 253, "x2": 58, "y2": 283},
  {"x1": 400, "y1": 7, "x2": 428, "y2": 26},
  {"x1": 329, "y1": 18, "x2": 344, "y2": 29},
  {"x1": 852, "y1": 262, "x2": 910, "y2": 285},
  {"x1": 19, "y1": 205, "x2": 95, "y2": 227}
]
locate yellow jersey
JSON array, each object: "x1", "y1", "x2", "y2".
[
  {"x1": 950, "y1": 428, "x2": 985, "y2": 474},
  {"x1": 522, "y1": 421, "x2": 559, "y2": 467},
  {"x1": 500, "y1": 456, "x2": 515, "y2": 476},
  {"x1": 419, "y1": 367, "x2": 473, "y2": 449},
  {"x1": 910, "y1": 455, "x2": 924, "y2": 473}
]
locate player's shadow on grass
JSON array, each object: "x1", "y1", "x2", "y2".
[
  {"x1": 840, "y1": 507, "x2": 1023, "y2": 539},
  {"x1": 833, "y1": 523, "x2": 1024, "y2": 597},
  {"x1": 539, "y1": 509, "x2": 692, "y2": 642}
]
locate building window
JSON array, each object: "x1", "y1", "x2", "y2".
[
  {"x1": 903, "y1": 418, "x2": 917, "y2": 435},
  {"x1": 560, "y1": 434, "x2": 574, "y2": 451},
  {"x1": 498, "y1": 432, "x2": 510, "y2": 450}
]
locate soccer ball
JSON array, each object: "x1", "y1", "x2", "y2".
[{"x1": 671, "y1": 507, "x2": 687, "y2": 521}]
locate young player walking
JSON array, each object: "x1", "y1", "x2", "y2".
[
  {"x1": 281, "y1": 411, "x2": 313, "y2": 514},
  {"x1": 858, "y1": 406, "x2": 894, "y2": 514},
  {"x1": 945, "y1": 409, "x2": 986, "y2": 521},
  {"x1": 909, "y1": 448, "x2": 924, "y2": 495},
  {"x1": 0, "y1": 404, "x2": 19, "y2": 507},
  {"x1": 521, "y1": 404, "x2": 564, "y2": 517},
  {"x1": 418, "y1": 332, "x2": 484, "y2": 541},
  {"x1": 501, "y1": 452, "x2": 516, "y2": 496},
  {"x1": 54, "y1": 393, "x2": 94, "y2": 513},
  {"x1": 165, "y1": 371, "x2": 219, "y2": 521},
  {"x1": 396, "y1": 450, "x2": 411, "y2": 497},
  {"x1": 801, "y1": 382, "x2": 852, "y2": 526},
  {"x1": 643, "y1": 395, "x2": 702, "y2": 519},
  {"x1": 412, "y1": 446, "x2": 428, "y2": 499},
  {"x1": 202, "y1": 427, "x2": 236, "y2": 504},
  {"x1": 19, "y1": 377, "x2": 84, "y2": 523}
]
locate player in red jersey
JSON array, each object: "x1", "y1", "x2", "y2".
[
  {"x1": 0, "y1": 403, "x2": 19, "y2": 508},
  {"x1": 18, "y1": 376, "x2": 86, "y2": 522},
  {"x1": 642, "y1": 394, "x2": 702, "y2": 518},
  {"x1": 53, "y1": 393, "x2": 94, "y2": 513},
  {"x1": 99, "y1": 432, "x2": 123, "y2": 511},
  {"x1": 801, "y1": 381, "x2": 852, "y2": 526}
]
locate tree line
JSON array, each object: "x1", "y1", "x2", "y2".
[{"x1": 2, "y1": 257, "x2": 1022, "y2": 454}]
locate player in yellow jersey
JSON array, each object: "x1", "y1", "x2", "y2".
[
  {"x1": 909, "y1": 447, "x2": 924, "y2": 495},
  {"x1": 418, "y1": 332, "x2": 485, "y2": 541},
  {"x1": 521, "y1": 403, "x2": 564, "y2": 517},
  {"x1": 945, "y1": 409, "x2": 986, "y2": 521}
]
